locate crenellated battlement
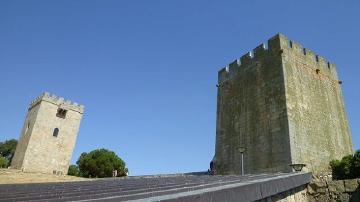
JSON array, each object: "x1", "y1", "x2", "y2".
[
  {"x1": 284, "y1": 36, "x2": 337, "y2": 76},
  {"x1": 29, "y1": 92, "x2": 84, "y2": 113},
  {"x1": 218, "y1": 34, "x2": 338, "y2": 84},
  {"x1": 218, "y1": 34, "x2": 282, "y2": 83}
]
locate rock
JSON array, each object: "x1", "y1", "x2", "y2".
[
  {"x1": 344, "y1": 179, "x2": 359, "y2": 193},
  {"x1": 338, "y1": 193, "x2": 350, "y2": 202},
  {"x1": 307, "y1": 184, "x2": 316, "y2": 195},
  {"x1": 314, "y1": 194, "x2": 332, "y2": 202},
  {"x1": 328, "y1": 180, "x2": 345, "y2": 193},
  {"x1": 308, "y1": 181, "x2": 327, "y2": 194}
]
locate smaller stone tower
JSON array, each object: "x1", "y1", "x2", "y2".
[{"x1": 11, "y1": 92, "x2": 84, "y2": 175}]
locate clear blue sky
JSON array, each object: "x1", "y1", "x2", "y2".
[{"x1": 1, "y1": 1, "x2": 359, "y2": 175}]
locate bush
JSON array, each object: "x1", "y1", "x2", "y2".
[
  {"x1": 0, "y1": 139, "x2": 17, "y2": 167},
  {"x1": 330, "y1": 150, "x2": 360, "y2": 180},
  {"x1": 68, "y1": 165, "x2": 80, "y2": 176},
  {"x1": 76, "y1": 148, "x2": 128, "y2": 178},
  {"x1": 0, "y1": 156, "x2": 8, "y2": 168},
  {"x1": 351, "y1": 150, "x2": 360, "y2": 177}
]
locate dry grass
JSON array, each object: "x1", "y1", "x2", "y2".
[{"x1": 0, "y1": 169, "x2": 91, "y2": 184}]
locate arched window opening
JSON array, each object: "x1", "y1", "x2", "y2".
[{"x1": 53, "y1": 128, "x2": 59, "y2": 137}]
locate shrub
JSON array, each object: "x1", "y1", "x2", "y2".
[
  {"x1": 330, "y1": 159, "x2": 343, "y2": 179},
  {"x1": 0, "y1": 156, "x2": 8, "y2": 168},
  {"x1": 68, "y1": 165, "x2": 80, "y2": 176},
  {"x1": 76, "y1": 148, "x2": 128, "y2": 178},
  {"x1": 351, "y1": 150, "x2": 360, "y2": 178},
  {"x1": 330, "y1": 150, "x2": 360, "y2": 180},
  {"x1": 0, "y1": 139, "x2": 17, "y2": 167}
]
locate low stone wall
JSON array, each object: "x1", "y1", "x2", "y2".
[
  {"x1": 307, "y1": 178, "x2": 360, "y2": 202},
  {"x1": 258, "y1": 185, "x2": 308, "y2": 202},
  {"x1": 258, "y1": 177, "x2": 360, "y2": 202}
]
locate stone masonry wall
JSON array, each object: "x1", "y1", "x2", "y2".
[
  {"x1": 258, "y1": 178, "x2": 360, "y2": 202},
  {"x1": 214, "y1": 35, "x2": 292, "y2": 174},
  {"x1": 214, "y1": 34, "x2": 353, "y2": 175},
  {"x1": 258, "y1": 185, "x2": 308, "y2": 202},
  {"x1": 279, "y1": 35, "x2": 353, "y2": 173},
  {"x1": 11, "y1": 104, "x2": 41, "y2": 169},
  {"x1": 307, "y1": 178, "x2": 360, "y2": 202},
  {"x1": 11, "y1": 93, "x2": 84, "y2": 174}
]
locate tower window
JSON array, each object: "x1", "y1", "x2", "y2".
[
  {"x1": 53, "y1": 128, "x2": 59, "y2": 137},
  {"x1": 56, "y1": 108, "x2": 67, "y2": 119}
]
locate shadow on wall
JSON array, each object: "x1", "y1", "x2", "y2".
[
  {"x1": 350, "y1": 186, "x2": 360, "y2": 202},
  {"x1": 307, "y1": 178, "x2": 360, "y2": 202}
]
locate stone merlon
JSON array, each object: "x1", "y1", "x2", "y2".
[
  {"x1": 28, "y1": 92, "x2": 84, "y2": 114},
  {"x1": 218, "y1": 33, "x2": 337, "y2": 84}
]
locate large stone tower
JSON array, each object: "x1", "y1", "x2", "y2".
[
  {"x1": 11, "y1": 92, "x2": 84, "y2": 175},
  {"x1": 214, "y1": 34, "x2": 353, "y2": 175}
]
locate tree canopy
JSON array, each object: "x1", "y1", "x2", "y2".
[
  {"x1": 330, "y1": 150, "x2": 360, "y2": 180},
  {"x1": 68, "y1": 165, "x2": 80, "y2": 176},
  {"x1": 0, "y1": 139, "x2": 18, "y2": 167},
  {"x1": 76, "y1": 148, "x2": 128, "y2": 178},
  {"x1": 0, "y1": 156, "x2": 8, "y2": 168}
]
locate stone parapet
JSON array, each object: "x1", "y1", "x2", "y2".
[
  {"x1": 218, "y1": 33, "x2": 338, "y2": 85},
  {"x1": 29, "y1": 92, "x2": 84, "y2": 113}
]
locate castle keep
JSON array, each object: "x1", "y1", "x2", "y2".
[
  {"x1": 11, "y1": 92, "x2": 84, "y2": 174},
  {"x1": 214, "y1": 34, "x2": 353, "y2": 174}
]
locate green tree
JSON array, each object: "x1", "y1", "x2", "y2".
[
  {"x1": 0, "y1": 156, "x2": 8, "y2": 168},
  {"x1": 68, "y1": 164, "x2": 80, "y2": 176},
  {"x1": 330, "y1": 150, "x2": 360, "y2": 180},
  {"x1": 350, "y1": 150, "x2": 360, "y2": 178},
  {"x1": 0, "y1": 139, "x2": 18, "y2": 167},
  {"x1": 330, "y1": 159, "x2": 343, "y2": 180},
  {"x1": 76, "y1": 148, "x2": 128, "y2": 178},
  {"x1": 340, "y1": 155, "x2": 352, "y2": 178}
]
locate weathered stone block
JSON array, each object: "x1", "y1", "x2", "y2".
[
  {"x1": 338, "y1": 193, "x2": 350, "y2": 202},
  {"x1": 307, "y1": 184, "x2": 316, "y2": 195},
  {"x1": 308, "y1": 181, "x2": 328, "y2": 194},
  {"x1": 344, "y1": 179, "x2": 359, "y2": 193},
  {"x1": 328, "y1": 180, "x2": 345, "y2": 193},
  {"x1": 313, "y1": 194, "x2": 332, "y2": 202}
]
